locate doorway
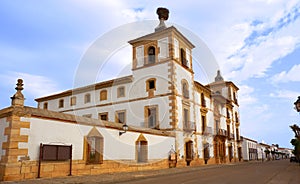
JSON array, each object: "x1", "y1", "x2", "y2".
[{"x1": 185, "y1": 141, "x2": 193, "y2": 166}]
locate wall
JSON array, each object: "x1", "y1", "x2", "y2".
[
  {"x1": 22, "y1": 117, "x2": 174, "y2": 161},
  {"x1": 0, "y1": 118, "x2": 9, "y2": 159}
]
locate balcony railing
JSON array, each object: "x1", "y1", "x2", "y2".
[
  {"x1": 183, "y1": 121, "x2": 195, "y2": 132},
  {"x1": 203, "y1": 126, "x2": 212, "y2": 135},
  {"x1": 216, "y1": 129, "x2": 227, "y2": 137}
]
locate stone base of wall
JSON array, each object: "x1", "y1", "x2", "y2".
[
  {"x1": 175, "y1": 156, "x2": 242, "y2": 168},
  {"x1": 1, "y1": 159, "x2": 170, "y2": 181},
  {"x1": 1, "y1": 156, "x2": 245, "y2": 181}
]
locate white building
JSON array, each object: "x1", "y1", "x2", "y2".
[
  {"x1": 0, "y1": 8, "x2": 242, "y2": 181},
  {"x1": 242, "y1": 137, "x2": 258, "y2": 161}
]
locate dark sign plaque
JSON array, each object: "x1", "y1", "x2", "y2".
[{"x1": 38, "y1": 143, "x2": 72, "y2": 178}]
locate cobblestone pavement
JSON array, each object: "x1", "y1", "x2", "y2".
[{"x1": 1, "y1": 160, "x2": 299, "y2": 184}]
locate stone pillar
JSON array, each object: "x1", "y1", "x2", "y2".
[
  {"x1": 0, "y1": 79, "x2": 30, "y2": 181},
  {"x1": 11, "y1": 79, "x2": 25, "y2": 107}
]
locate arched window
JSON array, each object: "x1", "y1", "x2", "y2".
[
  {"x1": 182, "y1": 80, "x2": 189, "y2": 99},
  {"x1": 148, "y1": 46, "x2": 155, "y2": 64},
  {"x1": 100, "y1": 90, "x2": 107, "y2": 101}
]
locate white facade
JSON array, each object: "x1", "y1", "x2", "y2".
[
  {"x1": 21, "y1": 116, "x2": 174, "y2": 161},
  {"x1": 34, "y1": 25, "x2": 241, "y2": 165},
  {"x1": 242, "y1": 137, "x2": 258, "y2": 161}
]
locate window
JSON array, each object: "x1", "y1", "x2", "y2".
[
  {"x1": 182, "y1": 80, "x2": 189, "y2": 99},
  {"x1": 85, "y1": 128, "x2": 104, "y2": 164},
  {"x1": 158, "y1": 37, "x2": 169, "y2": 59},
  {"x1": 145, "y1": 106, "x2": 158, "y2": 129},
  {"x1": 83, "y1": 114, "x2": 92, "y2": 118},
  {"x1": 58, "y1": 99, "x2": 64, "y2": 108},
  {"x1": 226, "y1": 108, "x2": 230, "y2": 118},
  {"x1": 116, "y1": 111, "x2": 126, "y2": 124},
  {"x1": 136, "y1": 45, "x2": 144, "y2": 68},
  {"x1": 201, "y1": 93, "x2": 206, "y2": 107},
  {"x1": 84, "y1": 93, "x2": 91, "y2": 104},
  {"x1": 236, "y1": 128, "x2": 239, "y2": 139},
  {"x1": 98, "y1": 112, "x2": 108, "y2": 121},
  {"x1": 147, "y1": 46, "x2": 155, "y2": 64},
  {"x1": 70, "y1": 96, "x2": 76, "y2": 106},
  {"x1": 233, "y1": 91, "x2": 238, "y2": 103},
  {"x1": 227, "y1": 124, "x2": 230, "y2": 137},
  {"x1": 117, "y1": 86, "x2": 125, "y2": 98},
  {"x1": 100, "y1": 90, "x2": 107, "y2": 101},
  {"x1": 174, "y1": 38, "x2": 179, "y2": 59},
  {"x1": 186, "y1": 48, "x2": 190, "y2": 67},
  {"x1": 201, "y1": 115, "x2": 206, "y2": 133},
  {"x1": 215, "y1": 120, "x2": 219, "y2": 133},
  {"x1": 43, "y1": 102, "x2": 48, "y2": 109},
  {"x1": 146, "y1": 78, "x2": 156, "y2": 91},
  {"x1": 235, "y1": 112, "x2": 239, "y2": 123},
  {"x1": 180, "y1": 48, "x2": 187, "y2": 66},
  {"x1": 183, "y1": 108, "x2": 190, "y2": 130}
]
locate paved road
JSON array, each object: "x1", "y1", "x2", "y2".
[
  {"x1": 119, "y1": 160, "x2": 300, "y2": 184},
  {"x1": 2, "y1": 160, "x2": 299, "y2": 184}
]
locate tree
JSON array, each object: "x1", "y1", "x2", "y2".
[{"x1": 290, "y1": 138, "x2": 300, "y2": 164}]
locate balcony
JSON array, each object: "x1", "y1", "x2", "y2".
[
  {"x1": 202, "y1": 126, "x2": 212, "y2": 136},
  {"x1": 236, "y1": 136, "x2": 243, "y2": 142},
  {"x1": 227, "y1": 133, "x2": 234, "y2": 140},
  {"x1": 183, "y1": 121, "x2": 196, "y2": 132},
  {"x1": 216, "y1": 129, "x2": 227, "y2": 137}
]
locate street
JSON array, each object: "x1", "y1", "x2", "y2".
[
  {"x1": 118, "y1": 160, "x2": 299, "y2": 184},
  {"x1": 2, "y1": 160, "x2": 299, "y2": 184}
]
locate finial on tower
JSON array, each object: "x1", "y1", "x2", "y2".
[
  {"x1": 215, "y1": 70, "x2": 224, "y2": 82},
  {"x1": 155, "y1": 7, "x2": 169, "y2": 32},
  {"x1": 11, "y1": 79, "x2": 25, "y2": 107}
]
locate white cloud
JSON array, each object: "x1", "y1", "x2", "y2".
[
  {"x1": 238, "y1": 85, "x2": 257, "y2": 106},
  {"x1": 270, "y1": 89, "x2": 299, "y2": 100},
  {"x1": 203, "y1": 1, "x2": 300, "y2": 82},
  {"x1": 0, "y1": 72, "x2": 60, "y2": 98},
  {"x1": 235, "y1": 35, "x2": 299, "y2": 80},
  {"x1": 271, "y1": 64, "x2": 300, "y2": 83}
]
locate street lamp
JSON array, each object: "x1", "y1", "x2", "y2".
[
  {"x1": 119, "y1": 124, "x2": 129, "y2": 136},
  {"x1": 294, "y1": 96, "x2": 300, "y2": 112}
]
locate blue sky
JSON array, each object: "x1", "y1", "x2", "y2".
[{"x1": 0, "y1": 0, "x2": 300, "y2": 148}]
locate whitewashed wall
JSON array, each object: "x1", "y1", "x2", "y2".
[
  {"x1": 0, "y1": 118, "x2": 9, "y2": 159},
  {"x1": 21, "y1": 117, "x2": 174, "y2": 161}
]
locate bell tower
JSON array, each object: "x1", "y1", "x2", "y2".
[{"x1": 128, "y1": 8, "x2": 195, "y2": 73}]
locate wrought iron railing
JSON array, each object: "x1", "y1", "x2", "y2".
[
  {"x1": 183, "y1": 121, "x2": 195, "y2": 132},
  {"x1": 216, "y1": 128, "x2": 227, "y2": 136},
  {"x1": 203, "y1": 126, "x2": 212, "y2": 135}
]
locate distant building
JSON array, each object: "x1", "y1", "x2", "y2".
[{"x1": 242, "y1": 137, "x2": 258, "y2": 161}]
